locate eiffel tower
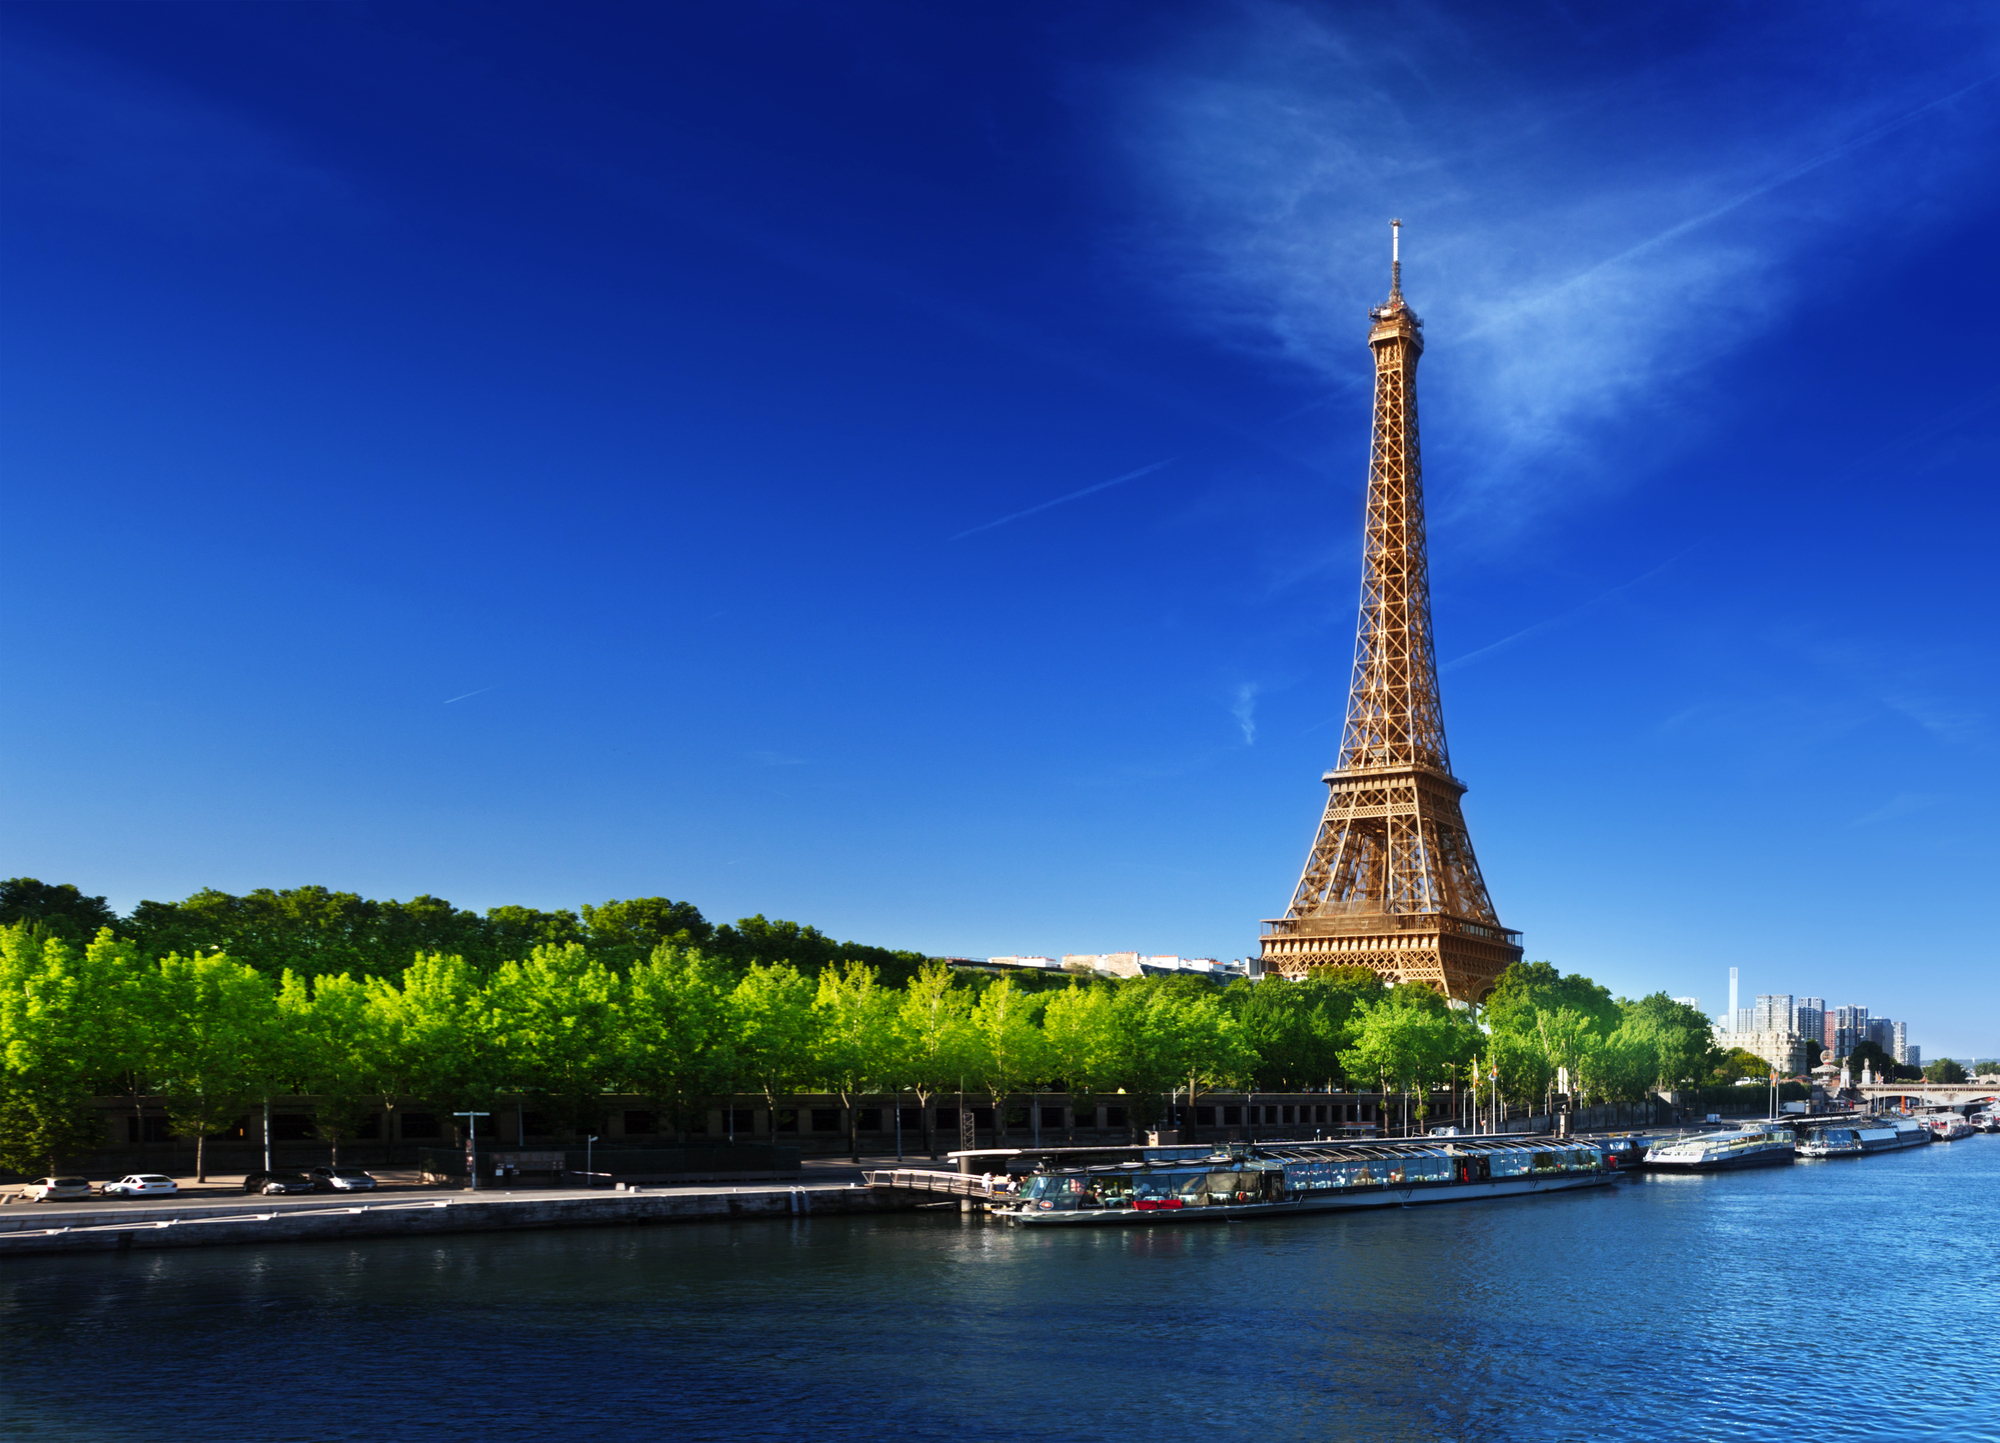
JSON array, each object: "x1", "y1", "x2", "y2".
[{"x1": 1259, "y1": 221, "x2": 1521, "y2": 1000}]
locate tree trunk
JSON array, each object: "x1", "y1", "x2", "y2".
[{"x1": 195, "y1": 1131, "x2": 206, "y2": 1184}]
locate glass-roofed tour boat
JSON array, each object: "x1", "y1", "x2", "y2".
[{"x1": 934, "y1": 1137, "x2": 1621, "y2": 1226}]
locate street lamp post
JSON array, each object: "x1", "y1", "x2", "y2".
[
  {"x1": 585, "y1": 1134, "x2": 599, "y2": 1186},
  {"x1": 453, "y1": 1111, "x2": 490, "y2": 1191}
]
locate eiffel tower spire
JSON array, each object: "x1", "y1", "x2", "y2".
[{"x1": 1259, "y1": 222, "x2": 1521, "y2": 1000}]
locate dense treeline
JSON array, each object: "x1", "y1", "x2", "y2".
[
  {"x1": 2, "y1": 892, "x2": 1736, "y2": 1176},
  {"x1": 0, "y1": 877, "x2": 930, "y2": 983}
]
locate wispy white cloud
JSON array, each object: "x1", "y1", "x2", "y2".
[
  {"x1": 1110, "y1": 4, "x2": 2000, "y2": 527},
  {"x1": 1231, "y1": 683, "x2": 1260, "y2": 744},
  {"x1": 1848, "y1": 792, "x2": 1945, "y2": 828}
]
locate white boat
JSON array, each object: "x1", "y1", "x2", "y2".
[
  {"x1": 1924, "y1": 1115, "x2": 1976, "y2": 1142},
  {"x1": 1642, "y1": 1122, "x2": 1795, "y2": 1172},
  {"x1": 1798, "y1": 1117, "x2": 1930, "y2": 1158},
  {"x1": 874, "y1": 1138, "x2": 1621, "y2": 1227}
]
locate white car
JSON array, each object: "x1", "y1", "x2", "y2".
[
  {"x1": 308, "y1": 1166, "x2": 379, "y2": 1192},
  {"x1": 20, "y1": 1176, "x2": 93, "y2": 1202},
  {"x1": 102, "y1": 1174, "x2": 178, "y2": 1198}
]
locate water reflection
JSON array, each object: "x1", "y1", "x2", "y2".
[{"x1": 2, "y1": 1141, "x2": 1995, "y2": 1442}]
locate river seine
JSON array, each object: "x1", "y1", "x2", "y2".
[{"x1": 4, "y1": 1137, "x2": 1994, "y2": 1442}]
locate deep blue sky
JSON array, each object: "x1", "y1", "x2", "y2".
[{"x1": 5, "y1": 4, "x2": 1997, "y2": 1053}]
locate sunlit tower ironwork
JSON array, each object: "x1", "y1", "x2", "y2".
[{"x1": 1259, "y1": 221, "x2": 1521, "y2": 1000}]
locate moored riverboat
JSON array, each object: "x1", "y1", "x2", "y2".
[
  {"x1": 1797, "y1": 1118, "x2": 1930, "y2": 1158},
  {"x1": 972, "y1": 1138, "x2": 1619, "y2": 1226},
  {"x1": 1641, "y1": 1122, "x2": 1794, "y2": 1172},
  {"x1": 1923, "y1": 1114, "x2": 1976, "y2": 1142}
]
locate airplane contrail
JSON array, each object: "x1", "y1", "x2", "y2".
[
  {"x1": 1550, "y1": 74, "x2": 1999, "y2": 297},
  {"x1": 1440, "y1": 548, "x2": 1693, "y2": 673},
  {"x1": 443, "y1": 687, "x2": 492, "y2": 704},
  {"x1": 950, "y1": 459, "x2": 1177, "y2": 541}
]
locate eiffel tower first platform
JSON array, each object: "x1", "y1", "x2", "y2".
[{"x1": 1259, "y1": 222, "x2": 1522, "y2": 1000}]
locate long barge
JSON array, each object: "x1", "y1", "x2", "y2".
[
  {"x1": 873, "y1": 1137, "x2": 1622, "y2": 1226},
  {"x1": 1797, "y1": 1117, "x2": 1930, "y2": 1159},
  {"x1": 1641, "y1": 1122, "x2": 1795, "y2": 1172}
]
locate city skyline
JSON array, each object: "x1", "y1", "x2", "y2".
[{"x1": 3, "y1": 5, "x2": 1997, "y2": 1051}]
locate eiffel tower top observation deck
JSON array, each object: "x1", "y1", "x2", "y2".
[{"x1": 1259, "y1": 221, "x2": 1522, "y2": 1000}]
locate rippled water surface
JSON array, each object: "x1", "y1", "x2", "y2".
[{"x1": 5, "y1": 1139, "x2": 1996, "y2": 1442}]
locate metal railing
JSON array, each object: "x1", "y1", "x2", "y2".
[{"x1": 862, "y1": 1169, "x2": 1008, "y2": 1201}]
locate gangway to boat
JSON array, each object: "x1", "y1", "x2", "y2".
[{"x1": 862, "y1": 1168, "x2": 1011, "y2": 1203}]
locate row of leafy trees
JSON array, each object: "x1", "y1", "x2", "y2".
[
  {"x1": 2, "y1": 909, "x2": 1732, "y2": 1176},
  {"x1": 0, "y1": 877, "x2": 929, "y2": 983}
]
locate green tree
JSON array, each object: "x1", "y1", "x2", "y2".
[
  {"x1": 1712, "y1": 1046, "x2": 1772, "y2": 1082},
  {"x1": 487, "y1": 944, "x2": 624, "y2": 1141},
  {"x1": 893, "y1": 962, "x2": 973, "y2": 1157},
  {"x1": 378, "y1": 952, "x2": 499, "y2": 1143},
  {"x1": 1097, "y1": 979, "x2": 1239, "y2": 1139},
  {"x1": 623, "y1": 944, "x2": 736, "y2": 1141},
  {"x1": 283, "y1": 972, "x2": 379, "y2": 1164},
  {"x1": 812, "y1": 961, "x2": 898, "y2": 1162},
  {"x1": 1231, "y1": 972, "x2": 1376, "y2": 1091},
  {"x1": 0, "y1": 879, "x2": 119, "y2": 944},
  {"x1": 1041, "y1": 983, "x2": 1119, "y2": 1141},
  {"x1": 1579, "y1": 1022, "x2": 1659, "y2": 1104},
  {"x1": 1619, "y1": 993, "x2": 1721, "y2": 1092},
  {"x1": 150, "y1": 951, "x2": 279, "y2": 1181},
  {"x1": 581, "y1": 897, "x2": 714, "y2": 968},
  {"x1": 729, "y1": 962, "x2": 818, "y2": 1140},
  {"x1": 0, "y1": 925, "x2": 131, "y2": 1173},
  {"x1": 127, "y1": 886, "x2": 495, "y2": 979},
  {"x1": 481, "y1": 905, "x2": 587, "y2": 958},
  {"x1": 1485, "y1": 962, "x2": 1620, "y2": 1040},
  {"x1": 1923, "y1": 1057, "x2": 1969, "y2": 1084},
  {"x1": 966, "y1": 977, "x2": 1048, "y2": 1142},
  {"x1": 1345, "y1": 991, "x2": 1471, "y2": 1133},
  {"x1": 710, "y1": 915, "x2": 930, "y2": 987}
]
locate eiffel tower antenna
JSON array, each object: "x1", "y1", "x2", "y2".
[{"x1": 1258, "y1": 222, "x2": 1522, "y2": 1000}]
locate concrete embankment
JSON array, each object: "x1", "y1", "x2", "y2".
[{"x1": 0, "y1": 1183, "x2": 909, "y2": 1257}]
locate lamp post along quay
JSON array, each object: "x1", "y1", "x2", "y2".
[{"x1": 454, "y1": 1111, "x2": 490, "y2": 1192}]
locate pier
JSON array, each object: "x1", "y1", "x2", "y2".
[{"x1": 0, "y1": 1179, "x2": 909, "y2": 1257}]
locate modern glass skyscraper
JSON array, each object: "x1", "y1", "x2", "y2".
[{"x1": 1752, "y1": 994, "x2": 1793, "y2": 1031}]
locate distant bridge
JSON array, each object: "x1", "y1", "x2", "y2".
[{"x1": 1853, "y1": 1082, "x2": 1999, "y2": 1111}]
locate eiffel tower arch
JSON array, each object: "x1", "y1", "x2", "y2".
[{"x1": 1259, "y1": 222, "x2": 1522, "y2": 1001}]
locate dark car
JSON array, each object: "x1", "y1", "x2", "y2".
[
  {"x1": 243, "y1": 1170, "x2": 316, "y2": 1196},
  {"x1": 308, "y1": 1166, "x2": 379, "y2": 1192}
]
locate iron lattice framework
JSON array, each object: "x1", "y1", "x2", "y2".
[{"x1": 1260, "y1": 223, "x2": 1521, "y2": 1000}]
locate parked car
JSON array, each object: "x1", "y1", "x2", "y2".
[
  {"x1": 308, "y1": 1166, "x2": 379, "y2": 1192},
  {"x1": 20, "y1": 1177, "x2": 93, "y2": 1202},
  {"x1": 243, "y1": 1170, "x2": 316, "y2": 1196},
  {"x1": 102, "y1": 1174, "x2": 178, "y2": 1198},
  {"x1": 1428, "y1": 1126, "x2": 1464, "y2": 1137}
]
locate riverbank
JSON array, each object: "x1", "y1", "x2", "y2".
[{"x1": 0, "y1": 1179, "x2": 908, "y2": 1256}]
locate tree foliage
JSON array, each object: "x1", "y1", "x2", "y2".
[{"x1": 0, "y1": 914, "x2": 1754, "y2": 1169}]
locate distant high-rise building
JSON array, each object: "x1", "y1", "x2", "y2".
[
  {"x1": 1794, "y1": 1001, "x2": 1825, "y2": 1052},
  {"x1": 1891, "y1": 1022, "x2": 1910, "y2": 1065},
  {"x1": 1733, "y1": 1007, "x2": 1755, "y2": 1034},
  {"x1": 1907, "y1": 1045, "x2": 1921, "y2": 1070},
  {"x1": 1672, "y1": 996, "x2": 1701, "y2": 1011},
  {"x1": 1831, "y1": 1006, "x2": 1869, "y2": 1059},
  {"x1": 1752, "y1": 994, "x2": 1793, "y2": 1031},
  {"x1": 1865, "y1": 1017, "x2": 1894, "y2": 1051}
]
